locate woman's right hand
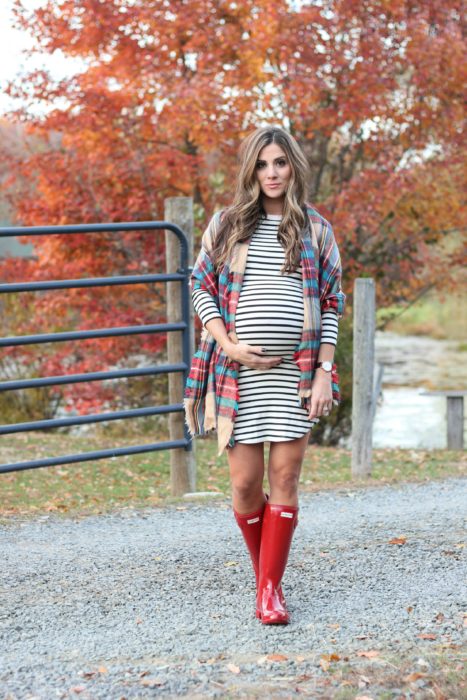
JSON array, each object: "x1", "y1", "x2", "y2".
[{"x1": 224, "y1": 342, "x2": 282, "y2": 370}]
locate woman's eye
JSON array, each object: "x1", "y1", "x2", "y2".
[{"x1": 255, "y1": 159, "x2": 287, "y2": 168}]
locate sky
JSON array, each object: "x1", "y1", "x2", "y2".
[
  {"x1": 0, "y1": 0, "x2": 305, "y2": 115},
  {"x1": 0, "y1": 0, "x2": 83, "y2": 114}
]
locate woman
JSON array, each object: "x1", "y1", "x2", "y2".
[{"x1": 184, "y1": 126, "x2": 346, "y2": 625}]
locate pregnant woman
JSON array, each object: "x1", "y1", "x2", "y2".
[{"x1": 184, "y1": 125, "x2": 346, "y2": 624}]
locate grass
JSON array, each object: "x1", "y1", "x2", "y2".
[
  {"x1": 378, "y1": 290, "x2": 466, "y2": 340},
  {"x1": 1, "y1": 431, "x2": 466, "y2": 519}
]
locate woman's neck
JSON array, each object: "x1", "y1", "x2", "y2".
[{"x1": 261, "y1": 195, "x2": 284, "y2": 216}]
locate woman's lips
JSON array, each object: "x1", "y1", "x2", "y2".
[{"x1": 266, "y1": 183, "x2": 281, "y2": 188}]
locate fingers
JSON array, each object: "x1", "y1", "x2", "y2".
[
  {"x1": 239, "y1": 344, "x2": 282, "y2": 369},
  {"x1": 246, "y1": 357, "x2": 282, "y2": 369},
  {"x1": 308, "y1": 397, "x2": 333, "y2": 419},
  {"x1": 250, "y1": 345, "x2": 273, "y2": 357}
]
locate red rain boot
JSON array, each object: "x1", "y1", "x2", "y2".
[
  {"x1": 256, "y1": 503, "x2": 299, "y2": 625},
  {"x1": 233, "y1": 499, "x2": 286, "y2": 619}
]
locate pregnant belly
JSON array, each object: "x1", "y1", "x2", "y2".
[{"x1": 234, "y1": 280, "x2": 304, "y2": 356}]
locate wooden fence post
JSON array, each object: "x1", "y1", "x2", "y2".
[
  {"x1": 351, "y1": 278, "x2": 376, "y2": 478},
  {"x1": 447, "y1": 396, "x2": 464, "y2": 450},
  {"x1": 164, "y1": 197, "x2": 196, "y2": 495}
]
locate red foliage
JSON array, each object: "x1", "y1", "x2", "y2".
[{"x1": 0, "y1": 0, "x2": 465, "y2": 415}]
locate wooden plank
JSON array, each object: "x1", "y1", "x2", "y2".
[
  {"x1": 351, "y1": 278, "x2": 376, "y2": 477},
  {"x1": 164, "y1": 197, "x2": 196, "y2": 496},
  {"x1": 447, "y1": 396, "x2": 464, "y2": 450}
]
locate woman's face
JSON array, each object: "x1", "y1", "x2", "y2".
[{"x1": 255, "y1": 143, "x2": 292, "y2": 200}]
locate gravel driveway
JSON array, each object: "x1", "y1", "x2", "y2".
[{"x1": 1, "y1": 477, "x2": 466, "y2": 699}]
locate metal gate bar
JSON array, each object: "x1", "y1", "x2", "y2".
[{"x1": 0, "y1": 221, "x2": 192, "y2": 473}]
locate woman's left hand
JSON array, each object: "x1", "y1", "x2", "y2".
[{"x1": 308, "y1": 371, "x2": 333, "y2": 420}]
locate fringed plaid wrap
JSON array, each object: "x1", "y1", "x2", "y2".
[{"x1": 184, "y1": 204, "x2": 346, "y2": 455}]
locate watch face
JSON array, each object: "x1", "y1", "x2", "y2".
[{"x1": 321, "y1": 361, "x2": 332, "y2": 372}]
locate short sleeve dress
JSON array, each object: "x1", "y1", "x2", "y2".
[{"x1": 192, "y1": 212, "x2": 338, "y2": 444}]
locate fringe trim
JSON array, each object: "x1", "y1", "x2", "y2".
[
  {"x1": 217, "y1": 415, "x2": 234, "y2": 456},
  {"x1": 183, "y1": 397, "x2": 197, "y2": 436}
]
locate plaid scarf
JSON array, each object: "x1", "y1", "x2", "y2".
[{"x1": 184, "y1": 204, "x2": 346, "y2": 455}]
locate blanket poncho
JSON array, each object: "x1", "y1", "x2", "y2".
[{"x1": 184, "y1": 204, "x2": 346, "y2": 455}]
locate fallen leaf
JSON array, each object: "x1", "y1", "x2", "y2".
[
  {"x1": 227, "y1": 663, "x2": 241, "y2": 674},
  {"x1": 356, "y1": 650, "x2": 380, "y2": 658},
  {"x1": 267, "y1": 653, "x2": 288, "y2": 662},
  {"x1": 388, "y1": 536, "x2": 407, "y2": 545},
  {"x1": 140, "y1": 678, "x2": 165, "y2": 687},
  {"x1": 69, "y1": 687, "x2": 86, "y2": 694},
  {"x1": 403, "y1": 672, "x2": 427, "y2": 682},
  {"x1": 296, "y1": 674, "x2": 312, "y2": 683},
  {"x1": 319, "y1": 657, "x2": 330, "y2": 671},
  {"x1": 135, "y1": 617, "x2": 143, "y2": 624},
  {"x1": 224, "y1": 561, "x2": 238, "y2": 567},
  {"x1": 97, "y1": 666, "x2": 107, "y2": 674},
  {"x1": 417, "y1": 633, "x2": 436, "y2": 640}
]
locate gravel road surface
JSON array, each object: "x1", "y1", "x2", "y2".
[{"x1": 1, "y1": 477, "x2": 466, "y2": 698}]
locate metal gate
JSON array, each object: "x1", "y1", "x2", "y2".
[{"x1": 0, "y1": 221, "x2": 192, "y2": 474}]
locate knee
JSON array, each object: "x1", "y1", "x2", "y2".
[
  {"x1": 270, "y1": 465, "x2": 300, "y2": 496},
  {"x1": 231, "y1": 474, "x2": 262, "y2": 502}
]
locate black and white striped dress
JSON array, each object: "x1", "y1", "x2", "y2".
[{"x1": 192, "y1": 213, "x2": 338, "y2": 443}]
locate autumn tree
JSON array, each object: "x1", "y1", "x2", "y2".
[{"x1": 1, "y1": 0, "x2": 464, "y2": 421}]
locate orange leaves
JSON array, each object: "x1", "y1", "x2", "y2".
[
  {"x1": 226, "y1": 662, "x2": 241, "y2": 674},
  {"x1": 356, "y1": 649, "x2": 380, "y2": 659},
  {"x1": 319, "y1": 652, "x2": 341, "y2": 671},
  {"x1": 388, "y1": 535, "x2": 407, "y2": 545},
  {"x1": 266, "y1": 653, "x2": 288, "y2": 662},
  {"x1": 1, "y1": 0, "x2": 463, "y2": 387}
]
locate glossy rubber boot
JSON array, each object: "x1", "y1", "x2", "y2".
[
  {"x1": 256, "y1": 503, "x2": 299, "y2": 625},
  {"x1": 233, "y1": 499, "x2": 286, "y2": 619}
]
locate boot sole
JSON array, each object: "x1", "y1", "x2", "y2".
[{"x1": 256, "y1": 610, "x2": 289, "y2": 624}]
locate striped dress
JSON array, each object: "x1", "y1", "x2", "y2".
[{"x1": 192, "y1": 213, "x2": 338, "y2": 443}]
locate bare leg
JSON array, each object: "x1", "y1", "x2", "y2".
[
  {"x1": 226, "y1": 441, "x2": 265, "y2": 514},
  {"x1": 267, "y1": 431, "x2": 310, "y2": 506}
]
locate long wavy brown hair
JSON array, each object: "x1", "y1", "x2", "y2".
[{"x1": 210, "y1": 126, "x2": 312, "y2": 274}]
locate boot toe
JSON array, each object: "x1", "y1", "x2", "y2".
[{"x1": 260, "y1": 610, "x2": 290, "y2": 625}]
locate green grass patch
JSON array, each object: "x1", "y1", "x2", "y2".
[
  {"x1": 1, "y1": 432, "x2": 465, "y2": 519},
  {"x1": 377, "y1": 290, "x2": 466, "y2": 340}
]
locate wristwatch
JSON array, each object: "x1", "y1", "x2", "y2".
[{"x1": 316, "y1": 361, "x2": 333, "y2": 372}]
